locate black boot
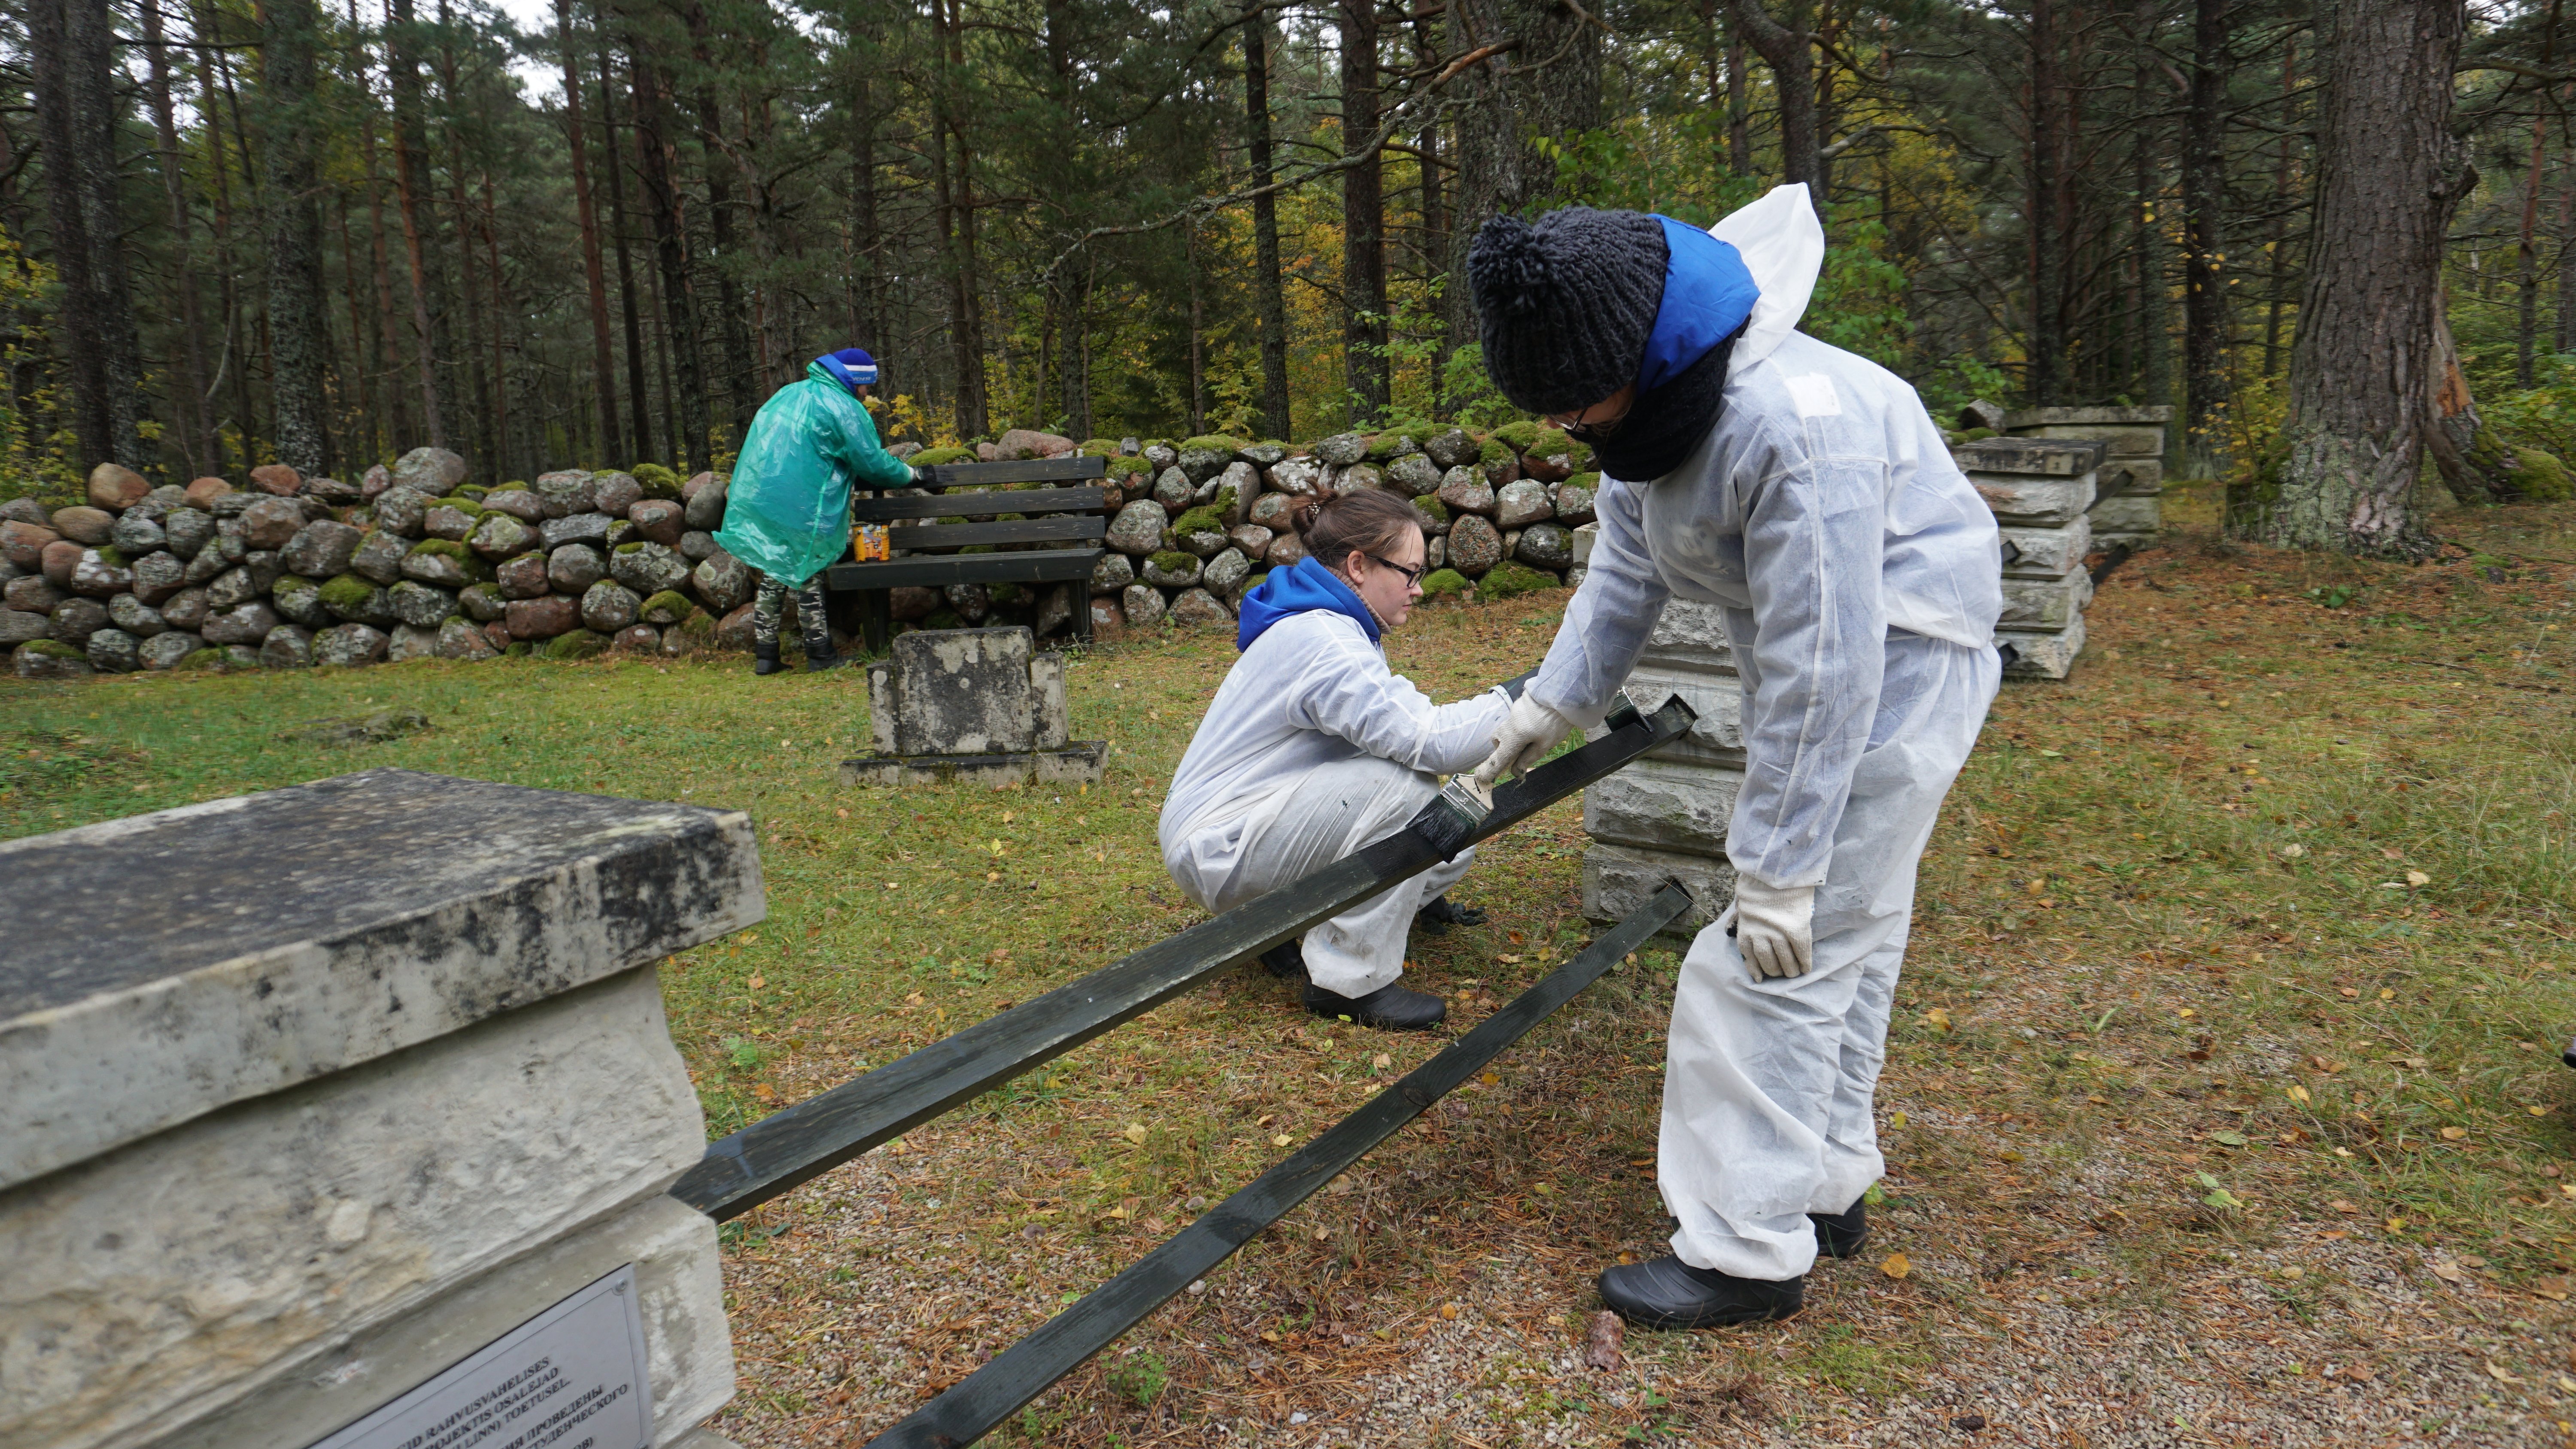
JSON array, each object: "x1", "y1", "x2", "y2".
[
  {"x1": 1412, "y1": 894, "x2": 1488, "y2": 936},
  {"x1": 1810, "y1": 1200, "x2": 1870, "y2": 1259},
  {"x1": 753, "y1": 642, "x2": 784, "y2": 676},
  {"x1": 1598, "y1": 1256, "x2": 1804, "y2": 1330},
  {"x1": 1303, "y1": 979, "x2": 1446, "y2": 1031},
  {"x1": 1257, "y1": 941, "x2": 1306, "y2": 979},
  {"x1": 805, "y1": 642, "x2": 846, "y2": 672}
]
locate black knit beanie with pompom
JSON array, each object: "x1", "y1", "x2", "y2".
[{"x1": 1467, "y1": 207, "x2": 1670, "y2": 415}]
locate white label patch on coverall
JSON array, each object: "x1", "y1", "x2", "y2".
[{"x1": 1522, "y1": 183, "x2": 2006, "y2": 1282}]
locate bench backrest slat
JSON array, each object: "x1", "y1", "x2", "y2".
[
  {"x1": 919, "y1": 455, "x2": 1109, "y2": 488},
  {"x1": 893, "y1": 517, "x2": 1106, "y2": 550},
  {"x1": 852, "y1": 485, "x2": 1107, "y2": 523}
]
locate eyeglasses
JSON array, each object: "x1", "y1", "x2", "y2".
[
  {"x1": 1549, "y1": 393, "x2": 1634, "y2": 441},
  {"x1": 1367, "y1": 553, "x2": 1425, "y2": 586}
]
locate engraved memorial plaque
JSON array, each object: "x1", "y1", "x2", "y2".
[{"x1": 307, "y1": 1264, "x2": 654, "y2": 1449}]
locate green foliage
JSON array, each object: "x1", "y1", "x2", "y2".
[
  {"x1": 1475, "y1": 562, "x2": 1558, "y2": 599},
  {"x1": 1078, "y1": 439, "x2": 1123, "y2": 457},
  {"x1": 19, "y1": 639, "x2": 80, "y2": 660},
  {"x1": 318, "y1": 574, "x2": 379, "y2": 612},
  {"x1": 1106, "y1": 1351, "x2": 1167, "y2": 1409},
  {"x1": 1418, "y1": 566, "x2": 1473, "y2": 600},
  {"x1": 1179, "y1": 434, "x2": 1246, "y2": 455},
  {"x1": 1148, "y1": 549, "x2": 1197, "y2": 573},
  {"x1": 1414, "y1": 497, "x2": 1450, "y2": 524},
  {"x1": 1477, "y1": 438, "x2": 1515, "y2": 469},
  {"x1": 1170, "y1": 489, "x2": 1234, "y2": 535},
  {"x1": 1488, "y1": 420, "x2": 1540, "y2": 454},
  {"x1": 92, "y1": 546, "x2": 127, "y2": 569},
  {"x1": 431, "y1": 497, "x2": 486, "y2": 520},
  {"x1": 989, "y1": 582, "x2": 1029, "y2": 606},
  {"x1": 1564, "y1": 470, "x2": 1601, "y2": 493},
  {"x1": 1437, "y1": 345, "x2": 1528, "y2": 431},
  {"x1": 2507, "y1": 442, "x2": 2574, "y2": 502},
  {"x1": 1105, "y1": 455, "x2": 1153, "y2": 480}
]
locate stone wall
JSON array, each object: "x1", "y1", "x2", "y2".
[{"x1": 1, "y1": 449, "x2": 753, "y2": 678}]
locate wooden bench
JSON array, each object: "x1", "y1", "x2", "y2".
[{"x1": 823, "y1": 455, "x2": 1110, "y2": 652}]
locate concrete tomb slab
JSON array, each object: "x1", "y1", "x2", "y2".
[{"x1": 854, "y1": 625, "x2": 1102, "y2": 786}]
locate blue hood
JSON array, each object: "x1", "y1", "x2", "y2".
[
  {"x1": 1637, "y1": 215, "x2": 1759, "y2": 391},
  {"x1": 1236, "y1": 556, "x2": 1379, "y2": 652}
]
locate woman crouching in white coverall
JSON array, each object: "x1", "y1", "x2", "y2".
[
  {"x1": 1463, "y1": 185, "x2": 2004, "y2": 1328},
  {"x1": 1159, "y1": 489, "x2": 1511, "y2": 1032}
]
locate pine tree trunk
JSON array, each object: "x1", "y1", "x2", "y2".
[
  {"x1": 942, "y1": 0, "x2": 988, "y2": 436},
  {"x1": 387, "y1": 0, "x2": 451, "y2": 447},
  {"x1": 560, "y1": 0, "x2": 621, "y2": 459},
  {"x1": 597, "y1": 30, "x2": 656, "y2": 463},
  {"x1": 143, "y1": 0, "x2": 216, "y2": 474},
  {"x1": 1340, "y1": 0, "x2": 1388, "y2": 421},
  {"x1": 2425, "y1": 303, "x2": 2520, "y2": 503},
  {"x1": 1246, "y1": 10, "x2": 1290, "y2": 438},
  {"x1": 683, "y1": 1, "x2": 757, "y2": 444},
  {"x1": 2027, "y1": 0, "x2": 2064, "y2": 406},
  {"x1": 629, "y1": 47, "x2": 710, "y2": 470},
  {"x1": 352, "y1": 1, "x2": 412, "y2": 453},
  {"x1": 2179, "y1": 0, "x2": 2230, "y2": 472},
  {"x1": 2255, "y1": 0, "x2": 2468, "y2": 557},
  {"x1": 32, "y1": 0, "x2": 147, "y2": 470},
  {"x1": 210, "y1": 35, "x2": 266, "y2": 467},
  {"x1": 1730, "y1": 0, "x2": 1816, "y2": 186},
  {"x1": 261, "y1": 0, "x2": 333, "y2": 475}
]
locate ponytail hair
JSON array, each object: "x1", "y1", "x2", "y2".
[{"x1": 1289, "y1": 488, "x2": 1425, "y2": 573}]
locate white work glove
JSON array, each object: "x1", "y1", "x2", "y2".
[
  {"x1": 1728, "y1": 875, "x2": 1816, "y2": 980},
  {"x1": 907, "y1": 463, "x2": 937, "y2": 489},
  {"x1": 1473, "y1": 693, "x2": 1577, "y2": 789}
]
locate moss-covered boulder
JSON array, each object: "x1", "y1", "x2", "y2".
[
  {"x1": 629, "y1": 463, "x2": 683, "y2": 499},
  {"x1": 541, "y1": 627, "x2": 611, "y2": 660},
  {"x1": 638, "y1": 589, "x2": 698, "y2": 625},
  {"x1": 432, "y1": 494, "x2": 488, "y2": 519},
  {"x1": 1079, "y1": 438, "x2": 1124, "y2": 458},
  {"x1": 1417, "y1": 567, "x2": 1473, "y2": 600},
  {"x1": 1170, "y1": 488, "x2": 1237, "y2": 540},
  {"x1": 1488, "y1": 420, "x2": 1541, "y2": 453},
  {"x1": 1413, "y1": 497, "x2": 1451, "y2": 528},
  {"x1": 909, "y1": 446, "x2": 978, "y2": 467},
  {"x1": 1476, "y1": 562, "x2": 1558, "y2": 599},
  {"x1": 988, "y1": 582, "x2": 1030, "y2": 607},
  {"x1": 922, "y1": 608, "x2": 964, "y2": 631},
  {"x1": 401, "y1": 537, "x2": 491, "y2": 588},
  {"x1": 2510, "y1": 442, "x2": 2575, "y2": 501}
]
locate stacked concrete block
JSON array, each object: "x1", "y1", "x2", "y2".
[
  {"x1": 848, "y1": 624, "x2": 1104, "y2": 787},
  {"x1": 2004, "y1": 404, "x2": 2172, "y2": 551},
  {"x1": 0, "y1": 769, "x2": 762, "y2": 1449},
  {"x1": 1579, "y1": 599, "x2": 1747, "y2": 939},
  {"x1": 1956, "y1": 436, "x2": 2108, "y2": 680}
]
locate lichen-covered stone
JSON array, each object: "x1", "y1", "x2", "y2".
[
  {"x1": 692, "y1": 549, "x2": 751, "y2": 613},
  {"x1": 50, "y1": 596, "x2": 109, "y2": 646},
  {"x1": 548, "y1": 543, "x2": 606, "y2": 593},
  {"x1": 1436, "y1": 466, "x2": 1497, "y2": 516},
  {"x1": 304, "y1": 474, "x2": 361, "y2": 505},
  {"x1": 391, "y1": 445, "x2": 469, "y2": 494},
  {"x1": 109, "y1": 512, "x2": 166, "y2": 555},
  {"x1": 1173, "y1": 525, "x2": 1229, "y2": 558},
  {"x1": 458, "y1": 582, "x2": 508, "y2": 623},
  {"x1": 1106, "y1": 499, "x2": 1170, "y2": 556},
  {"x1": 626, "y1": 464, "x2": 680, "y2": 501},
  {"x1": 370, "y1": 487, "x2": 433, "y2": 540},
  {"x1": 1424, "y1": 427, "x2": 1476, "y2": 469},
  {"x1": 1554, "y1": 479, "x2": 1598, "y2": 527},
  {"x1": 86, "y1": 462, "x2": 150, "y2": 510},
  {"x1": 590, "y1": 471, "x2": 644, "y2": 517},
  {"x1": 483, "y1": 488, "x2": 545, "y2": 522},
  {"x1": 1168, "y1": 587, "x2": 1231, "y2": 627},
  {"x1": 1227, "y1": 524, "x2": 1274, "y2": 558},
  {"x1": 1123, "y1": 582, "x2": 1169, "y2": 626},
  {"x1": 84, "y1": 627, "x2": 139, "y2": 672},
  {"x1": 1090, "y1": 551, "x2": 1135, "y2": 595},
  {"x1": 4, "y1": 575, "x2": 59, "y2": 612},
  {"x1": 939, "y1": 582, "x2": 988, "y2": 623},
  {"x1": 683, "y1": 479, "x2": 727, "y2": 532},
  {"x1": 582, "y1": 579, "x2": 641, "y2": 633},
  {"x1": 14, "y1": 638, "x2": 94, "y2": 678},
  {"x1": 240, "y1": 496, "x2": 307, "y2": 549},
  {"x1": 628, "y1": 499, "x2": 684, "y2": 546},
  {"x1": 139, "y1": 630, "x2": 202, "y2": 670},
  {"x1": 401, "y1": 538, "x2": 488, "y2": 588},
  {"x1": 349, "y1": 529, "x2": 409, "y2": 585},
  {"x1": 159, "y1": 507, "x2": 212, "y2": 561},
  {"x1": 609, "y1": 540, "x2": 690, "y2": 597},
  {"x1": 494, "y1": 551, "x2": 551, "y2": 600},
  {"x1": 43, "y1": 539, "x2": 85, "y2": 587},
  {"x1": 1267, "y1": 456, "x2": 1327, "y2": 497},
  {"x1": 319, "y1": 574, "x2": 397, "y2": 627},
  {"x1": 280, "y1": 519, "x2": 362, "y2": 579},
  {"x1": 387, "y1": 580, "x2": 459, "y2": 629},
  {"x1": 106, "y1": 594, "x2": 167, "y2": 637},
  {"x1": 260, "y1": 624, "x2": 314, "y2": 669},
  {"x1": 679, "y1": 529, "x2": 718, "y2": 561},
  {"x1": 534, "y1": 470, "x2": 597, "y2": 518},
  {"x1": 422, "y1": 504, "x2": 479, "y2": 542},
  {"x1": 541, "y1": 627, "x2": 611, "y2": 660},
  {"x1": 386, "y1": 622, "x2": 443, "y2": 662},
  {"x1": 1151, "y1": 466, "x2": 1195, "y2": 511},
  {"x1": 1143, "y1": 551, "x2": 1203, "y2": 588},
  {"x1": 1335, "y1": 463, "x2": 1385, "y2": 494},
  {"x1": 1266, "y1": 530, "x2": 1309, "y2": 567},
  {"x1": 160, "y1": 587, "x2": 211, "y2": 632},
  {"x1": 1515, "y1": 522, "x2": 1574, "y2": 570},
  {"x1": 1385, "y1": 452, "x2": 1443, "y2": 496},
  {"x1": 538, "y1": 512, "x2": 611, "y2": 550},
  {"x1": 1446, "y1": 514, "x2": 1504, "y2": 575},
  {"x1": 1495, "y1": 478, "x2": 1555, "y2": 529},
  {"x1": 611, "y1": 623, "x2": 660, "y2": 652},
  {"x1": 68, "y1": 549, "x2": 133, "y2": 598},
  {"x1": 1314, "y1": 431, "x2": 1368, "y2": 466},
  {"x1": 1, "y1": 518, "x2": 60, "y2": 569},
  {"x1": 1203, "y1": 547, "x2": 1251, "y2": 599},
  {"x1": 313, "y1": 621, "x2": 389, "y2": 665},
  {"x1": 467, "y1": 510, "x2": 534, "y2": 560},
  {"x1": 267, "y1": 574, "x2": 331, "y2": 629},
  {"x1": 205, "y1": 564, "x2": 261, "y2": 609},
  {"x1": 202, "y1": 601, "x2": 282, "y2": 646}
]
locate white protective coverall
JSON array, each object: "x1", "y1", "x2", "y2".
[
  {"x1": 1161, "y1": 610, "x2": 1510, "y2": 997},
  {"x1": 1527, "y1": 185, "x2": 2004, "y2": 1281}
]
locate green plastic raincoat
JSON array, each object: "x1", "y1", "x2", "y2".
[{"x1": 714, "y1": 360, "x2": 914, "y2": 587}]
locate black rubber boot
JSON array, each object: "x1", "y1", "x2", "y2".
[
  {"x1": 1258, "y1": 941, "x2": 1306, "y2": 980},
  {"x1": 1810, "y1": 1201, "x2": 1870, "y2": 1259},
  {"x1": 1597, "y1": 1256, "x2": 1804, "y2": 1330},
  {"x1": 1303, "y1": 979, "x2": 1446, "y2": 1031},
  {"x1": 753, "y1": 642, "x2": 784, "y2": 676},
  {"x1": 804, "y1": 642, "x2": 846, "y2": 672},
  {"x1": 1412, "y1": 894, "x2": 1488, "y2": 936}
]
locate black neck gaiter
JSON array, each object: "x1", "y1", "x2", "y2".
[{"x1": 1580, "y1": 329, "x2": 1741, "y2": 483}]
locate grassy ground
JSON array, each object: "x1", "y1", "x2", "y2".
[{"x1": 7, "y1": 494, "x2": 2576, "y2": 1446}]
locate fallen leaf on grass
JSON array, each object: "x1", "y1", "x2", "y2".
[
  {"x1": 2440, "y1": 1126, "x2": 2469, "y2": 1141},
  {"x1": 1925, "y1": 1008, "x2": 1953, "y2": 1032},
  {"x1": 1995, "y1": 1148, "x2": 2024, "y2": 1163},
  {"x1": 1583, "y1": 1311, "x2": 1625, "y2": 1372},
  {"x1": 1123, "y1": 1123, "x2": 1149, "y2": 1145},
  {"x1": 747, "y1": 974, "x2": 766, "y2": 991},
  {"x1": 2407, "y1": 870, "x2": 2431, "y2": 887},
  {"x1": 2486, "y1": 1363, "x2": 2523, "y2": 1384},
  {"x1": 1439, "y1": 1302, "x2": 1461, "y2": 1319},
  {"x1": 1880, "y1": 1253, "x2": 1913, "y2": 1279},
  {"x1": 2211, "y1": 1131, "x2": 2249, "y2": 1147},
  {"x1": 2286, "y1": 1084, "x2": 2312, "y2": 1105},
  {"x1": 1889, "y1": 1110, "x2": 1909, "y2": 1128},
  {"x1": 1271, "y1": 1134, "x2": 1293, "y2": 1147},
  {"x1": 2527, "y1": 1277, "x2": 2569, "y2": 1302},
  {"x1": 2428, "y1": 1260, "x2": 2467, "y2": 1283}
]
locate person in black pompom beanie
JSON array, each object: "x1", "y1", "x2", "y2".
[{"x1": 1467, "y1": 186, "x2": 2009, "y2": 1334}]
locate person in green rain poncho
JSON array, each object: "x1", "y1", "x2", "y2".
[{"x1": 714, "y1": 347, "x2": 926, "y2": 674}]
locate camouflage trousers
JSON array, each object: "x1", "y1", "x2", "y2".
[{"x1": 752, "y1": 574, "x2": 832, "y2": 656}]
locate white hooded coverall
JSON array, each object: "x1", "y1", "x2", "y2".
[
  {"x1": 1528, "y1": 185, "x2": 2005, "y2": 1281},
  {"x1": 1161, "y1": 610, "x2": 1511, "y2": 997}
]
